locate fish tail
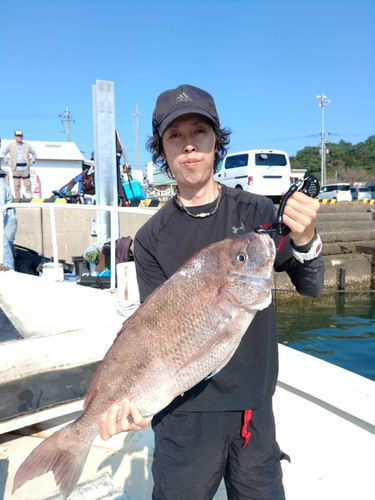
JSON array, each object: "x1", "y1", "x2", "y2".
[{"x1": 12, "y1": 422, "x2": 93, "y2": 499}]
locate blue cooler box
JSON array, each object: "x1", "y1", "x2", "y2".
[{"x1": 122, "y1": 180, "x2": 145, "y2": 202}]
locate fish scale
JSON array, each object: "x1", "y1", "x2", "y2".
[{"x1": 12, "y1": 232, "x2": 275, "y2": 499}]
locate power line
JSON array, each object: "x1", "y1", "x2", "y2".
[
  {"x1": 59, "y1": 106, "x2": 75, "y2": 142},
  {"x1": 0, "y1": 114, "x2": 57, "y2": 119}
]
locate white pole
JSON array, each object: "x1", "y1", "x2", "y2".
[
  {"x1": 0, "y1": 210, "x2": 4, "y2": 266},
  {"x1": 92, "y1": 80, "x2": 118, "y2": 242},
  {"x1": 49, "y1": 206, "x2": 59, "y2": 266},
  {"x1": 132, "y1": 104, "x2": 142, "y2": 171},
  {"x1": 317, "y1": 94, "x2": 330, "y2": 187},
  {"x1": 321, "y1": 103, "x2": 325, "y2": 186},
  {"x1": 136, "y1": 103, "x2": 139, "y2": 171},
  {"x1": 110, "y1": 210, "x2": 116, "y2": 291}
]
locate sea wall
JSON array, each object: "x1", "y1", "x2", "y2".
[
  {"x1": 12, "y1": 202, "x2": 375, "y2": 290},
  {"x1": 13, "y1": 206, "x2": 154, "y2": 262}
]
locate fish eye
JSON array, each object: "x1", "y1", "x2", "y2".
[{"x1": 236, "y1": 253, "x2": 246, "y2": 264}]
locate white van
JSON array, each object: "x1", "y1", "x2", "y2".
[
  {"x1": 214, "y1": 149, "x2": 292, "y2": 201},
  {"x1": 317, "y1": 183, "x2": 351, "y2": 202}
]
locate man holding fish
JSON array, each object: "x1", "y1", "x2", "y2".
[{"x1": 100, "y1": 85, "x2": 324, "y2": 499}]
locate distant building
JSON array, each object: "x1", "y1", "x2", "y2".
[{"x1": 0, "y1": 140, "x2": 84, "y2": 198}]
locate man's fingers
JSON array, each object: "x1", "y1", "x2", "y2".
[
  {"x1": 106, "y1": 405, "x2": 120, "y2": 436},
  {"x1": 99, "y1": 399, "x2": 152, "y2": 439},
  {"x1": 120, "y1": 399, "x2": 131, "y2": 431},
  {"x1": 99, "y1": 413, "x2": 111, "y2": 441},
  {"x1": 286, "y1": 193, "x2": 319, "y2": 216},
  {"x1": 129, "y1": 402, "x2": 152, "y2": 429}
]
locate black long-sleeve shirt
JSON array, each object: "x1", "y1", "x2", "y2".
[{"x1": 134, "y1": 185, "x2": 324, "y2": 411}]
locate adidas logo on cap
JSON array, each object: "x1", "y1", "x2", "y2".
[{"x1": 176, "y1": 92, "x2": 193, "y2": 103}]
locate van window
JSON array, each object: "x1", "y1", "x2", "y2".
[
  {"x1": 255, "y1": 153, "x2": 287, "y2": 166},
  {"x1": 215, "y1": 161, "x2": 223, "y2": 173},
  {"x1": 225, "y1": 154, "x2": 248, "y2": 169},
  {"x1": 336, "y1": 184, "x2": 350, "y2": 191}
]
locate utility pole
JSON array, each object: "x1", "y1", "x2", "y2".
[
  {"x1": 131, "y1": 104, "x2": 142, "y2": 170},
  {"x1": 316, "y1": 94, "x2": 330, "y2": 186},
  {"x1": 59, "y1": 106, "x2": 75, "y2": 142}
]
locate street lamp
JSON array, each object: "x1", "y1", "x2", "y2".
[{"x1": 316, "y1": 94, "x2": 330, "y2": 186}]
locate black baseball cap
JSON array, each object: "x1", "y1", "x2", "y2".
[{"x1": 152, "y1": 84, "x2": 220, "y2": 136}]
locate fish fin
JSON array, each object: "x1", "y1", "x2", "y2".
[
  {"x1": 205, "y1": 338, "x2": 242, "y2": 380},
  {"x1": 177, "y1": 320, "x2": 241, "y2": 374},
  {"x1": 12, "y1": 423, "x2": 92, "y2": 499}
]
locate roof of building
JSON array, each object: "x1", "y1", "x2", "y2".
[{"x1": 0, "y1": 140, "x2": 84, "y2": 161}]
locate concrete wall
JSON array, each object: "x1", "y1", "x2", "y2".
[
  {"x1": 14, "y1": 207, "x2": 155, "y2": 263},
  {"x1": 12, "y1": 202, "x2": 375, "y2": 290}
]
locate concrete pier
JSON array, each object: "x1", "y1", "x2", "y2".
[{"x1": 276, "y1": 203, "x2": 375, "y2": 290}]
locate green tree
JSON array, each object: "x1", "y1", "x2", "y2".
[
  {"x1": 291, "y1": 135, "x2": 375, "y2": 183},
  {"x1": 290, "y1": 146, "x2": 320, "y2": 174}
]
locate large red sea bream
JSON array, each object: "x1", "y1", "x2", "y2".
[{"x1": 13, "y1": 231, "x2": 275, "y2": 499}]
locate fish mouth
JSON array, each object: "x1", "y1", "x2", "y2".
[
  {"x1": 251, "y1": 232, "x2": 276, "y2": 257},
  {"x1": 231, "y1": 274, "x2": 271, "y2": 295},
  {"x1": 245, "y1": 276, "x2": 271, "y2": 295},
  {"x1": 249, "y1": 281, "x2": 269, "y2": 295}
]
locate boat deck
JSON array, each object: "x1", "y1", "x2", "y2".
[
  {"x1": 1, "y1": 272, "x2": 374, "y2": 499},
  {"x1": 1, "y1": 345, "x2": 374, "y2": 500}
]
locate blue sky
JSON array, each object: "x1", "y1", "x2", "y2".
[{"x1": 0, "y1": 0, "x2": 374, "y2": 169}]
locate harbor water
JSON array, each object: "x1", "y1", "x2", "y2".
[{"x1": 275, "y1": 291, "x2": 375, "y2": 382}]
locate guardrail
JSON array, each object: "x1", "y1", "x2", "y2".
[
  {"x1": 0, "y1": 203, "x2": 155, "y2": 290},
  {"x1": 319, "y1": 199, "x2": 375, "y2": 204}
]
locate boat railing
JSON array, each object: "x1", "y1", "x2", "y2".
[{"x1": 0, "y1": 202, "x2": 155, "y2": 289}]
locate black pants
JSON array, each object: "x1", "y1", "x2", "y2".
[{"x1": 151, "y1": 400, "x2": 287, "y2": 500}]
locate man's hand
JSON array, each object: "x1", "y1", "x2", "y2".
[
  {"x1": 282, "y1": 191, "x2": 320, "y2": 247},
  {"x1": 99, "y1": 399, "x2": 152, "y2": 441}
]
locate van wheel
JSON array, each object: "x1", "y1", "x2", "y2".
[{"x1": 235, "y1": 185, "x2": 243, "y2": 190}]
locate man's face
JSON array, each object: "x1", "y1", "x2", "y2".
[
  {"x1": 162, "y1": 113, "x2": 216, "y2": 190},
  {"x1": 15, "y1": 134, "x2": 23, "y2": 144}
]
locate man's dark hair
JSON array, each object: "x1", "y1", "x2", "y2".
[{"x1": 146, "y1": 120, "x2": 231, "y2": 179}]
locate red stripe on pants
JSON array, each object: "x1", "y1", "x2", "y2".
[{"x1": 241, "y1": 409, "x2": 253, "y2": 448}]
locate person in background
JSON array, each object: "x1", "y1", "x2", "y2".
[
  {"x1": 0, "y1": 169, "x2": 17, "y2": 269},
  {"x1": 99, "y1": 84, "x2": 324, "y2": 499},
  {"x1": 122, "y1": 162, "x2": 132, "y2": 175},
  {"x1": 1, "y1": 131, "x2": 37, "y2": 199}
]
